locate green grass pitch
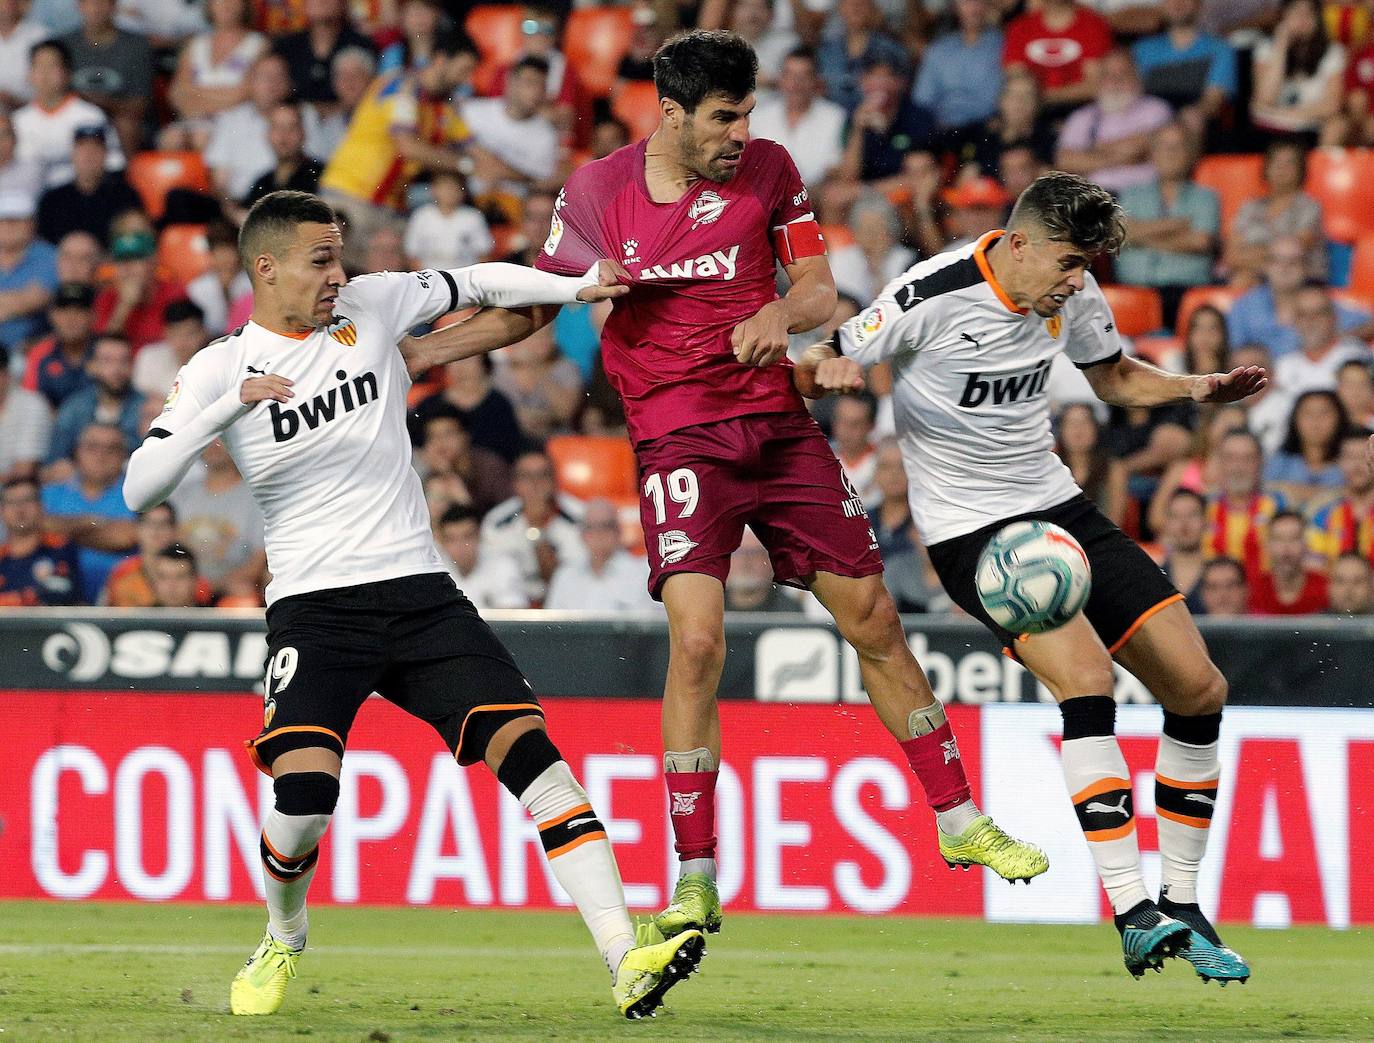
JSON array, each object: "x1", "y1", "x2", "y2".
[{"x1": 2, "y1": 902, "x2": 1372, "y2": 1041}]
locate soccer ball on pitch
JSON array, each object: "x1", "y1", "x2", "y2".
[{"x1": 975, "y1": 520, "x2": 1092, "y2": 634}]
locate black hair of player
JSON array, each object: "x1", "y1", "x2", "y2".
[
  {"x1": 239, "y1": 190, "x2": 338, "y2": 274},
  {"x1": 1280, "y1": 389, "x2": 1350, "y2": 461},
  {"x1": 439, "y1": 503, "x2": 483, "y2": 529},
  {"x1": 30, "y1": 38, "x2": 70, "y2": 71},
  {"x1": 163, "y1": 298, "x2": 205, "y2": 326},
  {"x1": 653, "y1": 30, "x2": 757, "y2": 113},
  {"x1": 1008, "y1": 171, "x2": 1127, "y2": 256}
]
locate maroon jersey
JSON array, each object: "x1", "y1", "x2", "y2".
[{"x1": 535, "y1": 137, "x2": 816, "y2": 445}]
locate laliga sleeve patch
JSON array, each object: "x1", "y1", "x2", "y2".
[
  {"x1": 161, "y1": 377, "x2": 182, "y2": 414},
  {"x1": 854, "y1": 303, "x2": 887, "y2": 344},
  {"x1": 771, "y1": 219, "x2": 826, "y2": 265},
  {"x1": 543, "y1": 211, "x2": 565, "y2": 256}
]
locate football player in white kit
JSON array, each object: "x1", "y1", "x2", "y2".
[
  {"x1": 123, "y1": 192, "x2": 706, "y2": 1020},
  {"x1": 796, "y1": 173, "x2": 1263, "y2": 984}
]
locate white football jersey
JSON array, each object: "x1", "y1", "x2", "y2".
[
  {"x1": 836, "y1": 231, "x2": 1124, "y2": 545},
  {"x1": 150, "y1": 269, "x2": 481, "y2": 604}
]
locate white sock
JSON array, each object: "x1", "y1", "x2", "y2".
[
  {"x1": 260, "y1": 809, "x2": 330, "y2": 951},
  {"x1": 1062, "y1": 735, "x2": 1150, "y2": 914},
  {"x1": 935, "y1": 801, "x2": 981, "y2": 836},
  {"x1": 520, "y1": 761, "x2": 636, "y2": 978},
  {"x1": 679, "y1": 857, "x2": 717, "y2": 879},
  {"x1": 1155, "y1": 733, "x2": 1221, "y2": 906}
]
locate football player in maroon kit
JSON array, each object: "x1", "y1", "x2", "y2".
[{"x1": 403, "y1": 30, "x2": 1047, "y2": 937}]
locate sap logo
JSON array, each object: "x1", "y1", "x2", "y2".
[
  {"x1": 639, "y1": 245, "x2": 739, "y2": 282},
  {"x1": 41, "y1": 623, "x2": 268, "y2": 681},
  {"x1": 269, "y1": 368, "x2": 379, "y2": 442},
  {"x1": 957, "y1": 359, "x2": 1051, "y2": 409}
]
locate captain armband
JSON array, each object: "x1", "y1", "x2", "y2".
[{"x1": 771, "y1": 219, "x2": 826, "y2": 265}]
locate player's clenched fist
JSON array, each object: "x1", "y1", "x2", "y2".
[
  {"x1": 794, "y1": 343, "x2": 864, "y2": 399},
  {"x1": 240, "y1": 374, "x2": 294, "y2": 405},
  {"x1": 576, "y1": 259, "x2": 632, "y2": 303},
  {"x1": 732, "y1": 300, "x2": 791, "y2": 367}
]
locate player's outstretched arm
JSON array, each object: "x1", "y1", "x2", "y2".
[
  {"x1": 400, "y1": 305, "x2": 549, "y2": 378},
  {"x1": 453, "y1": 260, "x2": 629, "y2": 312},
  {"x1": 1083, "y1": 353, "x2": 1268, "y2": 408}
]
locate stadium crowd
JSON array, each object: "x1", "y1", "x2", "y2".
[{"x1": 1, "y1": 0, "x2": 1374, "y2": 618}]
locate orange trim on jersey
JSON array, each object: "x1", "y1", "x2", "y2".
[
  {"x1": 452, "y1": 703, "x2": 545, "y2": 760},
  {"x1": 1155, "y1": 773, "x2": 1219, "y2": 791},
  {"x1": 1156, "y1": 808, "x2": 1212, "y2": 830},
  {"x1": 1072, "y1": 776, "x2": 1132, "y2": 804},
  {"x1": 252, "y1": 724, "x2": 345, "y2": 749},
  {"x1": 245, "y1": 739, "x2": 270, "y2": 777},
  {"x1": 1084, "y1": 821, "x2": 1136, "y2": 842},
  {"x1": 973, "y1": 230, "x2": 1026, "y2": 315},
  {"x1": 538, "y1": 803, "x2": 594, "y2": 832},
  {"x1": 546, "y1": 830, "x2": 608, "y2": 859},
  {"x1": 250, "y1": 319, "x2": 313, "y2": 341},
  {"x1": 1107, "y1": 593, "x2": 1185, "y2": 654}
]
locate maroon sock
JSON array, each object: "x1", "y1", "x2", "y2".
[
  {"x1": 899, "y1": 721, "x2": 973, "y2": 811},
  {"x1": 665, "y1": 770, "x2": 717, "y2": 861}
]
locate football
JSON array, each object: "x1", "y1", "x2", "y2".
[{"x1": 975, "y1": 520, "x2": 1092, "y2": 634}]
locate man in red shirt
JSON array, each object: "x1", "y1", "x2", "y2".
[
  {"x1": 1251, "y1": 509, "x2": 1330, "y2": 614},
  {"x1": 1004, "y1": 0, "x2": 1113, "y2": 114},
  {"x1": 407, "y1": 30, "x2": 1046, "y2": 938},
  {"x1": 94, "y1": 224, "x2": 187, "y2": 352}
]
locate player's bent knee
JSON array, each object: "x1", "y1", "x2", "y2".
[
  {"x1": 274, "y1": 770, "x2": 340, "y2": 816},
  {"x1": 493, "y1": 726, "x2": 564, "y2": 798},
  {"x1": 842, "y1": 586, "x2": 905, "y2": 657},
  {"x1": 482, "y1": 714, "x2": 546, "y2": 773},
  {"x1": 672, "y1": 625, "x2": 726, "y2": 671}
]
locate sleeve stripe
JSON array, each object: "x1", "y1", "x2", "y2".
[
  {"x1": 1073, "y1": 350, "x2": 1123, "y2": 371},
  {"x1": 437, "y1": 270, "x2": 459, "y2": 314},
  {"x1": 145, "y1": 428, "x2": 171, "y2": 439}
]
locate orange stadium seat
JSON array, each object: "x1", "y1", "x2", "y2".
[
  {"x1": 1306, "y1": 147, "x2": 1374, "y2": 242},
  {"x1": 1346, "y1": 235, "x2": 1374, "y2": 298},
  {"x1": 127, "y1": 151, "x2": 210, "y2": 220},
  {"x1": 546, "y1": 434, "x2": 637, "y2": 502},
  {"x1": 1134, "y1": 335, "x2": 1183, "y2": 368},
  {"x1": 465, "y1": 4, "x2": 524, "y2": 95},
  {"x1": 156, "y1": 224, "x2": 211, "y2": 284},
  {"x1": 488, "y1": 223, "x2": 520, "y2": 259},
  {"x1": 564, "y1": 7, "x2": 634, "y2": 98},
  {"x1": 612, "y1": 81, "x2": 662, "y2": 142},
  {"x1": 1175, "y1": 285, "x2": 1243, "y2": 336},
  {"x1": 1099, "y1": 284, "x2": 1163, "y2": 337},
  {"x1": 1194, "y1": 153, "x2": 1265, "y2": 233},
  {"x1": 820, "y1": 223, "x2": 855, "y2": 249}
]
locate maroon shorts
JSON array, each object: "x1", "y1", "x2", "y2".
[{"x1": 635, "y1": 411, "x2": 884, "y2": 599}]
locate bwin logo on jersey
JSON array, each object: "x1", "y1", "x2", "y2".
[
  {"x1": 269, "y1": 368, "x2": 379, "y2": 442},
  {"x1": 957, "y1": 358, "x2": 1052, "y2": 409}
]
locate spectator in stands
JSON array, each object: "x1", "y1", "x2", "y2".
[
  {"x1": 0, "y1": 190, "x2": 56, "y2": 347},
  {"x1": 492, "y1": 323, "x2": 581, "y2": 441},
  {"x1": 1252, "y1": 0, "x2": 1347, "y2": 135},
  {"x1": 35, "y1": 124, "x2": 140, "y2": 246},
  {"x1": 413, "y1": 411, "x2": 509, "y2": 513},
  {"x1": 817, "y1": 0, "x2": 910, "y2": 114},
  {"x1": 1326, "y1": 550, "x2": 1374, "y2": 612},
  {"x1": 1115, "y1": 122, "x2": 1221, "y2": 327},
  {"x1": 206, "y1": 52, "x2": 324, "y2": 209},
  {"x1": 725, "y1": 527, "x2": 802, "y2": 612},
  {"x1": 868, "y1": 438, "x2": 948, "y2": 612},
  {"x1": 21, "y1": 281, "x2": 94, "y2": 409},
  {"x1": 493, "y1": 6, "x2": 582, "y2": 134},
  {"x1": 403, "y1": 170, "x2": 491, "y2": 272},
  {"x1": 132, "y1": 298, "x2": 205, "y2": 397},
  {"x1": 1133, "y1": 0, "x2": 1237, "y2": 134},
  {"x1": 915, "y1": 0, "x2": 1003, "y2": 146},
  {"x1": 1205, "y1": 428, "x2": 1287, "y2": 577},
  {"x1": 828, "y1": 192, "x2": 914, "y2": 304},
  {"x1": 0, "y1": 344, "x2": 50, "y2": 480},
  {"x1": 314, "y1": 45, "x2": 375, "y2": 157},
  {"x1": 1275, "y1": 285, "x2": 1372, "y2": 395},
  {"x1": 838, "y1": 57, "x2": 934, "y2": 184},
  {"x1": 589, "y1": 115, "x2": 628, "y2": 161},
  {"x1": 0, "y1": 474, "x2": 81, "y2": 603},
  {"x1": 1334, "y1": 27, "x2": 1374, "y2": 143},
  {"x1": 462, "y1": 55, "x2": 559, "y2": 204},
  {"x1": 1224, "y1": 138, "x2": 1325, "y2": 285},
  {"x1": 410, "y1": 354, "x2": 523, "y2": 462},
  {"x1": 377, "y1": 0, "x2": 439, "y2": 75},
  {"x1": 60, "y1": 0, "x2": 152, "y2": 155},
  {"x1": 318, "y1": 32, "x2": 470, "y2": 270},
  {"x1": 0, "y1": 0, "x2": 51, "y2": 112},
  {"x1": 943, "y1": 175, "x2": 1012, "y2": 248},
  {"x1": 362, "y1": 222, "x2": 405, "y2": 274},
  {"x1": 104, "y1": 500, "x2": 179, "y2": 605},
  {"x1": 0, "y1": 107, "x2": 44, "y2": 204},
  {"x1": 1057, "y1": 402, "x2": 1128, "y2": 525},
  {"x1": 115, "y1": 0, "x2": 208, "y2": 44},
  {"x1": 1185, "y1": 302, "x2": 1231, "y2": 374},
  {"x1": 1252, "y1": 508, "x2": 1330, "y2": 611},
  {"x1": 971, "y1": 69, "x2": 1055, "y2": 177},
  {"x1": 1309, "y1": 429, "x2": 1374, "y2": 559},
  {"x1": 1336, "y1": 358, "x2": 1374, "y2": 428},
  {"x1": 40, "y1": 419, "x2": 133, "y2": 600},
  {"x1": 1056, "y1": 48, "x2": 1173, "y2": 195},
  {"x1": 1265, "y1": 388, "x2": 1351, "y2": 499},
  {"x1": 54, "y1": 227, "x2": 98, "y2": 283},
  {"x1": 1197, "y1": 555, "x2": 1249, "y2": 615},
  {"x1": 615, "y1": 4, "x2": 662, "y2": 86},
  {"x1": 93, "y1": 212, "x2": 185, "y2": 350},
  {"x1": 499, "y1": 186, "x2": 553, "y2": 266},
  {"x1": 272, "y1": 0, "x2": 374, "y2": 111},
  {"x1": 481, "y1": 447, "x2": 585, "y2": 606},
  {"x1": 830, "y1": 391, "x2": 880, "y2": 507},
  {"x1": 728, "y1": 0, "x2": 797, "y2": 89},
  {"x1": 46, "y1": 332, "x2": 139, "y2": 463},
  {"x1": 237, "y1": 101, "x2": 325, "y2": 217},
  {"x1": 750, "y1": 48, "x2": 846, "y2": 188},
  {"x1": 170, "y1": 436, "x2": 266, "y2": 600},
  {"x1": 185, "y1": 221, "x2": 248, "y2": 337},
  {"x1": 163, "y1": 0, "x2": 266, "y2": 150},
  {"x1": 1229, "y1": 238, "x2": 1370, "y2": 357},
  {"x1": 1232, "y1": 342, "x2": 1295, "y2": 452},
  {"x1": 1003, "y1": 0, "x2": 1112, "y2": 116},
  {"x1": 435, "y1": 502, "x2": 527, "y2": 609},
  {"x1": 998, "y1": 143, "x2": 1047, "y2": 202},
  {"x1": 14, "y1": 39, "x2": 122, "y2": 188},
  {"x1": 147, "y1": 543, "x2": 203, "y2": 607},
  {"x1": 1159, "y1": 487, "x2": 1208, "y2": 611},
  {"x1": 544, "y1": 498, "x2": 654, "y2": 613}
]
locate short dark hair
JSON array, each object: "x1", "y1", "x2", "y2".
[
  {"x1": 31, "y1": 38, "x2": 70, "y2": 71},
  {"x1": 1169, "y1": 487, "x2": 1206, "y2": 511},
  {"x1": 1008, "y1": 171, "x2": 1127, "y2": 256},
  {"x1": 1202, "y1": 556, "x2": 1246, "y2": 583},
  {"x1": 163, "y1": 298, "x2": 204, "y2": 326},
  {"x1": 156, "y1": 543, "x2": 198, "y2": 569},
  {"x1": 1338, "y1": 358, "x2": 1373, "y2": 379},
  {"x1": 1265, "y1": 135, "x2": 1309, "y2": 182},
  {"x1": 439, "y1": 504, "x2": 482, "y2": 528},
  {"x1": 653, "y1": 30, "x2": 757, "y2": 113},
  {"x1": 511, "y1": 55, "x2": 550, "y2": 78},
  {"x1": 140, "y1": 500, "x2": 177, "y2": 524},
  {"x1": 432, "y1": 29, "x2": 478, "y2": 60},
  {"x1": 2, "y1": 475, "x2": 39, "y2": 497},
  {"x1": 783, "y1": 45, "x2": 818, "y2": 67},
  {"x1": 1268, "y1": 509, "x2": 1306, "y2": 533},
  {"x1": 239, "y1": 190, "x2": 337, "y2": 275}
]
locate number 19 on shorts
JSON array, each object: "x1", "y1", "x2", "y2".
[{"x1": 643, "y1": 468, "x2": 700, "y2": 524}]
